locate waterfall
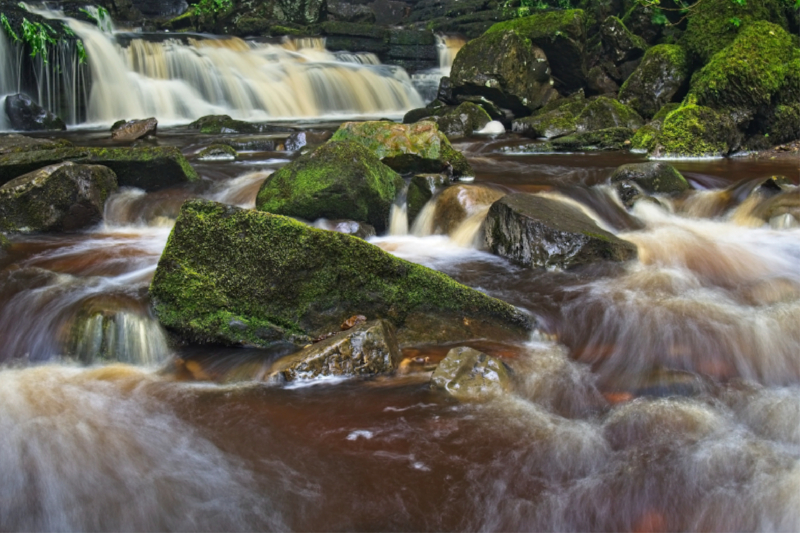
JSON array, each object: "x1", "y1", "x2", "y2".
[{"x1": 411, "y1": 34, "x2": 466, "y2": 103}]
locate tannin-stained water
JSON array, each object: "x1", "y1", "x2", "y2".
[{"x1": 1, "y1": 129, "x2": 800, "y2": 531}]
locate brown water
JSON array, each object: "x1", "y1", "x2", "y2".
[{"x1": 1, "y1": 129, "x2": 800, "y2": 531}]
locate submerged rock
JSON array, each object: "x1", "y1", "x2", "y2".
[
  {"x1": 431, "y1": 346, "x2": 512, "y2": 400},
  {"x1": 196, "y1": 144, "x2": 237, "y2": 161},
  {"x1": 0, "y1": 162, "x2": 117, "y2": 233},
  {"x1": 256, "y1": 141, "x2": 404, "y2": 232},
  {"x1": 484, "y1": 193, "x2": 637, "y2": 269},
  {"x1": 111, "y1": 118, "x2": 158, "y2": 142},
  {"x1": 610, "y1": 162, "x2": 690, "y2": 207},
  {"x1": 330, "y1": 121, "x2": 473, "y2": 177},
  {"x1": 618, "y1": 45, "x2": 690, "y2": 119},
  {"x1": 3, "y1": 94, "x2": 66, "y2": 132},
  {"x1": 270, "y1": 320, "x2": 401, "y2": 381},
  {"x1": 150, "y1": 200, "x2": 533, "y2": 348}
]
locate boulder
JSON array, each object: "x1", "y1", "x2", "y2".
[
  {"x1": 449, "y1": 30, "x2": 556, "y2": 117},
  {"x1": 431, "y1": 346, "x2": 512, "y2": 400},
  {"x1": 513, "y1": 96, "x2": 643, "y2": 139},
  {"x1": 407, "y1": 173, "x2": 451, "y2": 225},
  {"x1": 484, "y1": 193, "x2": 637, "y2": 269},
  {"x1": 255, "y1": 140, "x2": 404, "y2": 232},
  {"x1": 327, "y1": 1, "x2": 376, "y2": 23},
  {"x1": 586, "y1": 65, "x2": 620, "y2": 96},
  {"x1": 0, "y1": 134, "x2": 72, "y2": 156},
  {"x1": 743, "y1": 104, "x2": 800, "y2": 150},
  {"x1": 600, "y1": 16, "x2": 647, "y2": 64},
  {"x1": 651, "y1": 104, "x2": 742, "y2": 158},
  {"x1": 111, "y1": 118, "x2": 158, "y2": 142},
  {"x1": 3, "y1": 94, "x2": 66, "y2": 132},
  {"x1": 610, "y1": 162, "x2": 691, "y2": 207},
  {"x1": 432, "y1": 102, "x2": 493, "y2": 139},
  {"x1": 0, "y1": 162, "x2": 117, "y2": 233},
  {"x1": 270, "y1": 320, "x2": 401, "y2": 381},
  {"x1": 187, "y1": 115, "x2": 290, "y2": 134},
  {"x1": 150, "y1": 199, "x2": 533, "y2": 348},
  {"x1": 574, "y1": 97, "x2": 644, "y2": 132},
  {"x1": 0, "y1": 146, "x2": 198, "y2": 191},
  {"x1": 618, "y1": 45, "x2": 691, "y2": 119},
  {"x1": 195, "y1": 144, "x2": 237, "y2": 161},
  {"x1": 431, "y1": 184, "x2": 506, "y2": 235},
  {"x1": 284, "y1": 131, "x2": 333, "y2": 152},
  {"x1": 629, "y1": 102, "x2": 680, "y2": 152},
  {"x1": 550, "y1": 127, "x2": 634, "y2": 151},
  {"x1": 329, "y1": 121, "x2": 473, "y2": 177}
]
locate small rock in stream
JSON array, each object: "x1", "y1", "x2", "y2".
[{"x1": 431, "y1": 347, "x2": 512, "y2": 400}]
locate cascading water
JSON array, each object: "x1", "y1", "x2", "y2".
[{"x1": 411, "y1": 34, "x2": 466, "y2": 103}]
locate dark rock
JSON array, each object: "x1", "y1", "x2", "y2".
[
  {"x1": 610, "y1": 162, "x2": 690, "y2": 207},
  {"x1": 276, "y1": 0, "x2": 327, "y2": 24},
  {"x1": 234, "y1": 17, "x2": 271, "y2": 36},
  {"x1": 600, "y1": 16, "x2": 647, "y2": 64},
  {"x1": 284, "y1": 131, "x2": 333, "y2": 151},
  {"x1": 586, "y1": 66, "x2": 620, "y2": 96},
  {"x1": 512, "y1": 96, "x2": 642, "y2": 140},
  {"x1": 0, "y1": 162, "x2": 117, "y2": 233},
  {"x1": 187, "y1": 115, "x2": 291, "y2": 134},
  {"x1": 131, "y1": 0, "x2": 187, "y2": 17},
  {"x1": 437, "y1": 76, "x2": 456, "y2": 105},
  {"x1": 270, "y1": 320, "x2": 401, "y2": 381},
  {"x1": 256, "y1": 141, "x2": 404, "y2": 232},
  {"x1": 574, "y1": 97, "x2": 644, "y2": 132},
  {"x1": 196, "y1": 144, "x2": 237, "y2": 161},
  {"x1": 111, "y1": 118, "x2": 158, "y2": 142},
  {"x1": 551, "y1": 127, "x2": 634, "y2": 151},
  {"x1": 4, "y1": 94, "x2": 66, "y2": 132},
  {"x1": 150, "y1": 199, "x2": 533, "y2": 348},
  {"x1": 484, "y1": 193, "x2": 637, "y2": 269},
  {"x1": 0, "y1": 134, "x2": 72, "y2": 156},
  {"x1": 618, "y1": 45, "x2": 691, "y2": 119},
  {"x1": 407, "y1": 173, "x2": 450, "y2": 225},
  {"x1": 369, "y1": 0, "x2": 409, "y2": 25},
  {"x1": 327, "y1": 1, "x2": 375, "y2": 23},
  {"x1": 431, "y1": 346, "x2": 512, "y2": 400},
  {"x1": 454, "y1": 95, "x2": 511, "y2": 123},
  {"x1": 743, "y1": 104, "x2": 800, "y2": 151},
  {"x1": 430, "y1": 102, "x2": 492, "y2": 139}
]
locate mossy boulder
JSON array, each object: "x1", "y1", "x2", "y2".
[
  {"x1": 681, "y1": 0, "x2": 789, "y2": 64},
  {"x1": 743, "y1": 104, "x2": 800, "y2": 150},
  {"x1": 610, "y1": 161, "x2": 691, "y2": 207},
  {"x1": 256, "y1": 141, "x2": 403, "y2": 233},
  {"x1": 629, "y1": 102, "x2": 681, "y2": 151},
  {"x1": 688, "y1": 22, "x2": 799, "y2": 115},
  {"x1": 652, "y1": 104, "x2": 741, "y2": 157},
  {"x1": 0, "y1": 134, "x2": 72, "y2": 155},
  {"x1": 4, "y1": 94, "x2": 66, "y2": 132},
  {"x1": 430, "y1": 102, "x2": 493, "y2": 139},
  {"x1": 512, "y1": 95, "x2": 642, "y2": 139},
  {"x1": 187, "y1": 115, "x2": 288, "y2": 134},
  {"x1": 574, "y1": 96, "x2": 644, "y2": 132},
  {"x1": 484, "y1": 193, "x2": 638, "y2": 269},
  {"x1": 150, "y1": 199, "x2": 533, "y2": 348},
  {"x1": 551, "y1": 127, "x2": 634, "y2": 151},
  {"x1": 619, "y1": 45, "x2": 691, "y2": 119},
  {"x1": 329, "y1": 121, "x2": 473, "y2": 177},
  {"x1": 449, "y1": 30, "x2": 557, "y2": 117},
  {"x1": 431, "y1": 347, "x2": 512, "y2": 400},
  {"x1": 195, "y1": 144, "x2": 238, "y2": 161},
  {"x1": 0, "y1": 162, "x2": 117, "y2": 233},
  {"x1": 600, "y1": 16, "x2": 647, "y2": 64},
  {"x1": 484, "y1": 10, "x2": 588, "y2": 94},
  {"x1": 0, "y1": 146, "x2": 198, "y2": 191}
]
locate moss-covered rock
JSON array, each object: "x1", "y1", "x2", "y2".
[
  {"x1": 512, "y1": 95, "x2": 642, "y2": 139},
  {"x1": 485, "y1": 10, "x2": 588, "y2": 94},
  {"x1": 619, "y1": 45, "x2": 691, "y2": 119},
  {"x1": 600, "y1": 16, "x2": 647, "y2": 64},
  {"x1": 430, "y1": 102, "x2": 492, "y2": 139},
  {"x1": 743, "y1": 104, "x2": 800, "y2": 150},
  {"x1": 574, "y1": 96, "x2": 644, "y2": 132},
  {"x1": 629, "y1": 102, "x2": 681, "y2": 151},
  {"x1": 0, "y1": 134, "x2": 71, "y2": 156},
  {"x1": 0, "y1": 146, "x2": 198, "y2": 191},
  {"x1": 0, "y1": 162, "x2": 117, "y2": 233},
  {"x1": 150, "y1": 199, "x2": 533, "y2": 348},
  {"x1": 681, "y1": 0, "x2": 789, "y2": 64},
  {"x1": 651, "y1": 104, "x2": 741, "y2": 157},
  {"x1": 610, "y1": 161, "x2": 690, "y2": 207},
  {"x1": 484, "y1": 193, "x2": 638, "y2": 269},
  {"x1": 449, "y1": 30, "x2": 557, "y2": 117},
  {"x1": 431, "y1": 346, "x2": 512, "y2": 400},
  {"x1": 551, "y1": 127, "x2": 634, "y2": 151},
  {"x1": 187, "y1": 114, "x2": 289, "y2": 134},
  {"x1": 195, "y1": 144, "x2": 238, "y2": 161},
  {"x1": 689, "y1": 22, "x2": 799, "y2": 115},
  {"x1": 329, "y1": 121, "x2": 473, "y2": 177},
  {"x1": 256, "y1": 141, "x2": 403, "y2": 233}
]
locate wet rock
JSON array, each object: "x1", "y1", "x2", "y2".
[
  {"x1": 276, "y1": 0, "x2": 327, "y2": 24},
  {"x1": 111, "y1": 118, "x2": 158, "y2": 142},
  {"x1": 484, "y1": 193, "x2": 637, "y2": 269},
  {"x1": 270, "y1": 320, "x2": 401, "y2": 381},
  {"x1": 196, "y1": 144, "x2": 237, "y2": 161},
  {"x1": 233, "y1": 16, "x2": 271, "y2": 36},
  {"x1": 586, "y1": 66, "x2": 620, "y2": 96},
  {"x1": 314, "y1": 219, "x2": 377, "y2": 239},
  {"x1": 600, "y1": 16, "x2": 647, "y2": 64},
  {"x1": 0, "y1": 162, "x2": 117, "y2": 233},
  {"x1": 0, "y1": 146, "x2": 198, "y2": 191},
  {"x1": 449, "y1": 30, "x2": 556, "y2": 117},
  {"x1": 418, "y1": 102, "x2": 493, "y2": 139},
  {"x1": 432, "y1": 184, "x2": 506, "y2": 235},
  {"x1": 610, "y1": 162, "x2": 690, "y2": 207},
  {"x1": 407, "y1": 173, "x2": 451, "y2": 225},
  {"x1": 187, "y1": 115, "x2": 290, "y2": 134},
  {"x1": 550, "y1": 127, "x2": 634, "y2": 151},
  {"x1": 284, "y1": 131, "x2": 333, "y2": 152},
  {"x1": 327, "y1": 1, "x2": 375, "y2": 23},
  {"x1": 431, "y1": 346, "x2": 512, "y2": 400},
  {"x1": 574, "y1": 97, "x2": 643, "y2": 133},
  {"x1": 256, "y1": 141, "x2": 404, "y2": 233},
  {"x1": 629, "y1": 103, "x2": 681, "y2": 152},
  {"x1": 150, "y1": 200, "x2": 533, "y2": 348},
  {"x1": 221, "y1": 136, "x2": 277, "y2": 152},
  {"x1": 330, "y1": 121, "x2": 473, "y2": 177},
  {"x1": 651, "y1": 104, "x2": 741, "y2": 158},
  {"x1": 513, "y1": 96, "x2": 642, "y2": 140},
  {"x1": 436, "y1": 76, "x2": 456, "y2": 105},
  {"x1": 0, "y1": 134, "x2": 72, "y2": 156},
  {"x1": 618, "y1": 45, "x2": 690, "y2": 119},
  {"x1": 3, "y1": 94, "x2": 66, "y2": 132},
  {"x1": 512, "y1": 93, "x2": 587, "y2": 139},
  {"x1": 752, "y1": 175, "x2": 793, "y2": 197}
]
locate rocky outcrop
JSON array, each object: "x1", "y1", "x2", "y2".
[
  {"x1": 329, "y1": 121, "x2": 473, "y2": 177},
  {"x1": 270, "y1": 320, "x2": 401, "y2": 381},
  {"x1": 610, "y1": 162, "x2": 691, "y2": 207},
  {"x1": 618, "y1": 45, "x2": 690, "y2": 119},
  {"x1": 3, "y1": 94, "x2": 66, "y2": 132},
  {"x1": 431, "y1": 346, "x2": 512, "y2": 400},
  {"x1": 550, "y1": 127, "x2": 634, "y2": 151},
  {"x1": 255, "y1": 140, "x2": 404, "y2": 232},
  {"x1": 111, "y1": 118, "x2": 158, "y2": 142},
  {"x1": 0, "y1": 162, "x2": 117, "y2": 233},
  {"x1": 484, "y1": 193, "x2": 637, "y2": 269}
]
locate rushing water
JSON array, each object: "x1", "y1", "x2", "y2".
[{"x1": 1, "y1": 124, "x2": 799, "y2": 530}]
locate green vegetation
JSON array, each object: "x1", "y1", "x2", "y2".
[
  {"x1": 1, "y1": 13, "x2": 19, "y2": 42},
  {"x1": 21, "y1": 19, "x2": 57, "y2": 62}
]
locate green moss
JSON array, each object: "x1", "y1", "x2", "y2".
[
  {"x1": 653, "y1": 104, "x2": 738, "y2": 157},
  {"x1": 630, "y1": 124, "x2": 658, "y2": 151},
  {"x1": 618, "y1": 44, "x2": 690, "y2": 119},
  {"x1": 575, "y1": 97, "x2": 644, "y2": 131},
  {"x1": 485, "y1": 9, "x2": 585, "y2": 41},
  {"x1": 150, "y1": 200, "x2": 532, "y2": 348},
  {"x1": 689, "y1": 22, "x2": 798, "y2": 111},
  {"x1": 551, "y1": 127, "x2": 633, "y2": 151}
]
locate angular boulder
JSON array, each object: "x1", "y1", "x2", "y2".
[
  {"x1": 3, "y1": 94, "x2": 66, "y2": 132},
  {"x1": 255, "y1": 141, "x2": 404, "y2": 232},
  {"x1": 270, "y1": 320, "x2": 401, "y2": 381},
  {"x1": 610, "y1": 162, "x2": 691, "y2": 207},
  {"x1": 619, "y1": 45, "x2": 691, "y2": 119},
  {"x1": 600, "y1": 16, "x2": 647, "y2": 64},
  {"x1": 0, "y1": 162, "x2": 117, "y2": 233},
  {"x1": 111, "y1": 118, "x2": 158, "y2": 142},
  {"x1": 150, "y1": 200, "x2": 532, "y2": 348},
  {"x1": 329, "y1": 121, "x2": 473, "y2": 177},
  {"x1": 431, "y1": 347, "x2": 512, "y2": 400},
  {"x1": 484, "y1": 193, "x2": 637, "y2": 269}
]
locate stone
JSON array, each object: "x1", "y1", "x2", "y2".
[
  {"x1": 407, "y1": 173, "x2": 450, "y2": 225},
  {"x1": 150, "y1": 199, "x2": 533, "y2": 348},
  {"x1": 284, "y1": 131, "x2": 333, "y2": 151},
  {"x1": 270, "y1": 320, "x2": 401, "y2": 381},
  {"x1": 110, "y1": 117, "x2": 158, "y2": 142},
  {"x1": 512, "y1": 96, "x2": 642, "y2": 140},
  {"x1": 431, "y1": 102, "x2": 493, "y2": 139},
  {"x1": 431, "y1": 184, "x2": 506, "y2": 235},
  {"x1": 3, "y1": 94, "x2": 66, "y2": 132},
  {"x1": 187, "y1": 115, "x2": 290, "y2": 134},
  {"x1": 327, "y1": 2, "x2": 375, "y2": 23},
  {"x1": 484, "y1": 193, "x2": 638, "y2": 269},
  {"x1": 431, "y1": 346, "x2": 512, "y2": 400},
  {"x1": 313, "y1": 219, "x2": 377, "y2": 239},
  {"x1": 610, "y1": 162, "x2": 691, "y2": 207},
  {"x1": 586, "y1": 66, "x2": 620, "y2": 96},
  {"x1": 651, "y1": 104, "x2": 742, "y2": 158},
  {"x1": 256, "y1": 141, "x2": 404, "y2": 233},
  {"x1": 196, "y1": 144, "x2": 237, "y2": 161},
  {"x1": 550, "y1": 127, "x2": 634, "y2": 151},
  {"x1": 629, "y1": 103, "x2": 680, "y2": 152},
  {"x1": 329, "y1": 121, "x2": 473, "y2": 177},
  {"x1": 0, "y1": 134, "x2": 72, "y2": 156},
  {"x1": 221, "y1": 136, "x2": 277, "y2": 152},
  {"x1": 0, "y1": 162, "x2": 117, "y2": 233},
  {"x1": 618, "y1": 45, "x2": 691, "y2": 119},
  {"x1": 276, "y1": 0, "x2": 327, "y2": 24},
  {"x1": 600, "y1": 16, "x2": 647, "y2": 64}
]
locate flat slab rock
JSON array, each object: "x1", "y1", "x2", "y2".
[{"x1": 484, "y1": 193, "x2": 638, "y2": 269}]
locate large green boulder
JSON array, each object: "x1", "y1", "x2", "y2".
[
  {"x1": 449, "y1": 30, "x2": 557, "y2": 117},
  {"x1": 0, "y1": 134, "x2": 72, "y2": 156},
  {"x1": 629, "y1": 102, "x2": 681, "y2": 152},
  {"x1": 512, "y1": 96, "x2": 643, "y2": 139},
  {"x1": 0, "y1": 162, "x2": 117, "y2": 233},
  {"x1": 0, "y1": 146, "x2": 198, "y2": 191},
  {"x1": 329, "y1": 121, "x2": 473, "y2": 177},
  {"x1": 187, "y1": 115, "x2": 290, "y2": 134},
  {"x1": 150, "y1": 199, "x2": 533, "y2": 348},
  {"x1": 619, "y1": 45, "x2": 691, "y2": 119},
  {"x1": 651, "y1": 104, "x2": 741, "y2": 157},
  {"x1": 255, "y1": 141, "x2": 404, "y2": 233},
  {"x1": 484, "y1": 10, "x2": 588, "y2": 94}
]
